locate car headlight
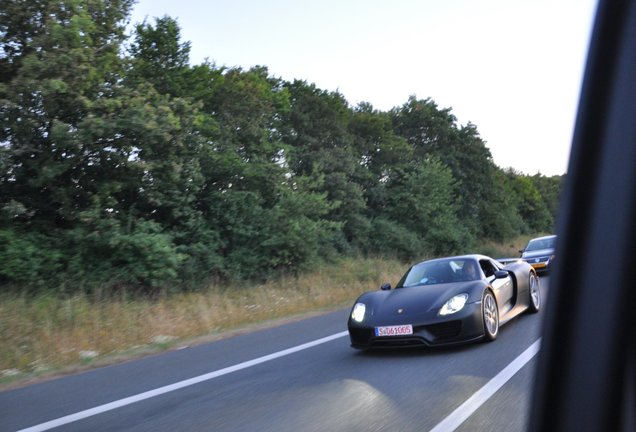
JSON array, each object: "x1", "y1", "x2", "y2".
[
  {"x1": 439, "y1": 294, "x2": 469, "y2": 316},
  {"x1": 351, "y1": 302, "x2": 366, "y2": 322}
]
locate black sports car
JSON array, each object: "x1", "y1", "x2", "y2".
[{"x1": 348, "y1": 254, "x2": 540, "y2": 349}]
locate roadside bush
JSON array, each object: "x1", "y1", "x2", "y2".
[
  {"x1": 0, "y1": 229, "x2": 64, "y2": 288},
  {"x1": 64, "y1": 218, "x2": 185, "y2": 289},
  {"x1": 366, "y1": 218, "x2": 422, "y2": 261}
]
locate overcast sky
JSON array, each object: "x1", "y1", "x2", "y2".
[{"x1": 129, "y1": 0, "x2": 598, "y2": 176}]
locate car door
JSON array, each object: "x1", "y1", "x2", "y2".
[{"x1": 480, "y1": 259, "x2": 513, "y2": 311}]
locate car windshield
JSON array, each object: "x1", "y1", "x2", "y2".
[
  {"x1": 397, "y1": 258, "x2": 480, "y2": 287},
  {"x1": 526, "y1": 237, "x2": 556, "y2": 251}
]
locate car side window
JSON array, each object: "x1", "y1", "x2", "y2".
[
  {"x1": 490, "y1": 259, "x2": 503, "y2": 271},
  {"x1": 479, "y1": 260, "x2": 495, "y2": 278}
]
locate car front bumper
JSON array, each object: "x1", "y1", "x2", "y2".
[
  {"x1": 347, "y1": 301, "x2": 485, "y2": 349},
  {"x1": 523, "y1": 256, "x2": 554, "y2": 273}
]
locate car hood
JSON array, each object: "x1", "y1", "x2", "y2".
[
  {"x1": 522, "y1": 248, "x2": 554, "y2": 259},
  {"x1": 357, "y1": 281, "x2": 483, "y2": 319}
]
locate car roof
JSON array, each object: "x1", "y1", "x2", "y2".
[{"x1": 415, "y1": 254, "x2": 491, "y2": 265}]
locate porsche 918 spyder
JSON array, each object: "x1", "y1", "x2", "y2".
[{"x1": 347, "y1": 255, "x2": 540, "y2": 349}]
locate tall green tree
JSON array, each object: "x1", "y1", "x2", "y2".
[
  {"x1": 0, "y1": 1, "x2": 195, "y2": 287},
  {"x1": 0, "y1": 0, "x2": 135, "y2": 230},
  {"x1": 281, "y1": 80, "x2": 365, "y2": 249},
  {"x1": 531, "y1": 173, "x2": 564, "y2": 228},
  {"x1": 381, "y1": 159, "x2": 466, "y2": 256},
  {"x1": 128, "y1": 15, "x2": 191, "y2": 97},
  {"x1": 391, "y1": 97, "x2": 498, "y2": 239},
  {"x1": 349, "y1": 102, "x2": 412, "y2": 193},
  {"x1": 127, "y1": 17, "x2": 228, "y2": 283},
  {"x1": 189, "y1": 68, "x2": 340, "y2": 278},
  {"x1": 0, "y1": 3, "x2": 566, "y2": 290},
  {"x1": 478, "y1": 166, "x2": 525, "y2": 241},
  {"x1": 504, "y1": 169, "x2": 553, "y2": 233}
]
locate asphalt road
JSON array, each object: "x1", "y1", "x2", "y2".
[{"x1": 0, "y1": 277, "x2": 548, "y2": 432}]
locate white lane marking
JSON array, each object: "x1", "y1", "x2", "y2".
[
  {"x1": 429, "y1": 338, "x2": 542, "y2": 432},
  {"x1": 18, "y1": 331, "x2": 349, "y2": 432}
]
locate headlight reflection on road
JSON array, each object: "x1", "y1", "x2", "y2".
[{"x1": 278, "y1": 379, "x2": 400, "y2": 430}]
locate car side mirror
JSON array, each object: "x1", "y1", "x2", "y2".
[
  {"x1": 380, "y1": 283, "x2": 391, "y2": 290},
  {"x1": 519, "y1": 249, "x2": 525, "y2": 254},
  {"x1": 494, "y1": 270, "x2": 509, "y2": 279}
]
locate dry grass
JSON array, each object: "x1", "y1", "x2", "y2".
[{"x1": 0, "y1": 257, "x2": 404, "y2": 386}]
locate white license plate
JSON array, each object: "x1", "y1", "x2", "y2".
[{"x1": 375, "y1": 324, "x2": 413, "y2": 337}]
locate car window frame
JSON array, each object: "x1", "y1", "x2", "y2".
[{"x1": 530, "y1": 0, "x2": 635, "y2": 430}]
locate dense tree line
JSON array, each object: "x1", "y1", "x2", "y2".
[{"x1": 0, "y1": 1, "x2": 563, "y2": 290}]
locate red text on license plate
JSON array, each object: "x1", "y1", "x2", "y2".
[{"x1": 375, "y1": 324, "x2": 413, "y2": 337}]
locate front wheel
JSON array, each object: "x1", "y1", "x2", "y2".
[
  {"x1": 482, "y1": 290, "x2": 499, "y2": 342},
  {"x1": 528, "y1": 272, "x2": 541, "y2": 313}
]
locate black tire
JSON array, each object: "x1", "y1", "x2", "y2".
[
  {"x1": 528, "y1": 271, "x2": 541, "y2": 313},
  {"x1": 482, "y1": 290, "x2": 499, "y2": 342}
]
